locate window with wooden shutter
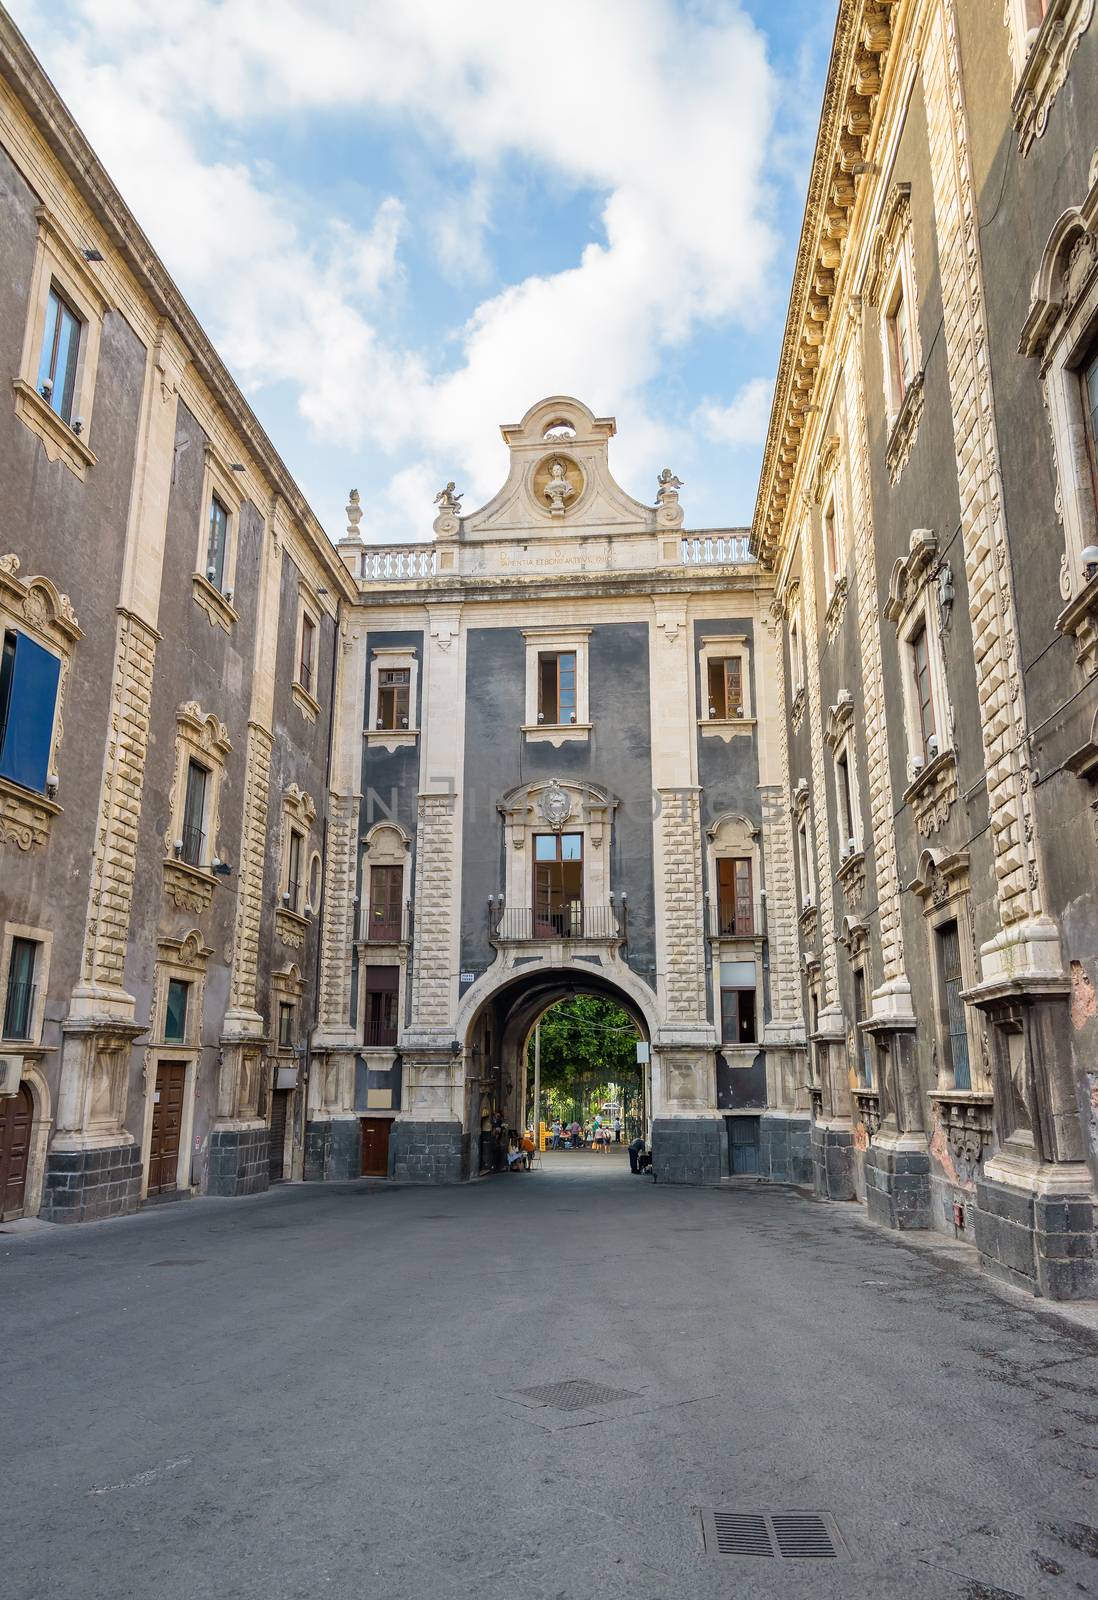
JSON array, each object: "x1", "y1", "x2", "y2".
[
  {"x1": 936, "y1": 921, "x2": 971, "y2": 1090},
  {"x1": 537, "y1": 652, "x2": 577, "y2": 725},
  {"x1": 717, "y1": 858, "x2": 754, "y2": 936},
  {"x1": 368, "y1": 864, "x2": 403, "y2": 940}
]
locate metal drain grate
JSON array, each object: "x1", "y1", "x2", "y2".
[
  {"x1": 514, "y1": 1379, "x2": 640, "y2": 1411},
  {"x1": 700, "y1": 1510, "x2": 842, "y2": 1560}
]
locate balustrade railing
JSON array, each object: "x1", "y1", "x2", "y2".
[
  {"x1": 680, "y1": 533, "x2": 753, "y2": 565},
  {"x1": 359, "y1": 546, "x2": 437, "y2": 582},
  {"x1": 488, "y1": 901, "x2": 624, "y2": 943}
]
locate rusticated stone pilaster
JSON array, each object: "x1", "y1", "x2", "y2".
[
  {"x1": 318, "y1": 793, "x2": 358, "y2": 1030},
  {"x1": 410, "y1": 792, "x2": 457, "y2": 1029},
  {"x1": 658, "y1": 787, "x2": 707, "y2": 1023},
  {"x1": 228, "y1": 722, "x2": 274, "y2": 1012}
]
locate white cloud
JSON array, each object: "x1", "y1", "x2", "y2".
[
  {"x1": 694, "y1": 378, "x2": 775, "y2": 449},
  {"x1": 14, "y1": 0, "x2": 782, "y2": 536}
]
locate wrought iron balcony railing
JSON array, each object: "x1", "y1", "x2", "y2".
[
  {"x1": 488, "y1": 901, "x2": 625, "y2": 943},
  {"x1": 359, "y1": 903, "x2": 412, "y2": 943},
  {"x1": 706, "y1": 897, "x2": 767, "y2": 940},
  {"x1": 364, "y1": 1016, "x2": 398, "y2": 1048}
]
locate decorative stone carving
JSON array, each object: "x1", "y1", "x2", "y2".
[
  {"x1": 191, "y1": 572, "x2": 239, "y2": 633},
  {"x1": 537, "y1": 782, "x2": 573, "y2": 829},
  {"x1": 865, "y1": 182, "x2": 913, "y2": 307},
  {"x1": 932, "y1": 1092, "x2": 994, "y2": 1163},
  {"x1": 433, "y1": 481, "x2": 463, "y2": 539},
  {"x1": 823, "y1": 576, "x2": 848, "y2": 643},
  {"x1": 162, "y1": 858, "x2": 215, "y2": 914},
  {"x1": 543, "y1": 458, "x2": 576, "y2": 515},
  {"x1": 885, "y1": 528, "x2": 940, "y2": 625},
  {"x1": 836, "y1": 848, "x2": 867, "y2": 913},
  {"x1": 791, "y1": 685, "x2": 806, "y2": 732},
  {"x1": 0, "y1": 778, "x2": 61, "y2": 850},
  {"x1": 283, "y1": 784, "x2": 317, "y2": 829},
  {"x1": 823, "y1": 688, "x2": 856, "y2": 750},
  {"x1": 853, "y1": 1088, "x2": 882, "y2": 1138},
  {"x1": 902, "y1": 748, "x2": 959, "y2": 837},
  {"x1": 885, "y1": 368, "x2": 925, "y2": 484},
  {"x1": 275, "y1": 908, "x2": 307, "y2": 949},
  {"x1": 1012, "y1": 0, "x2": 1095, "y2": 156},
  {"x1": 1057, "y1": 574, "x2": 1098, "y2": 678},
  {"x1": 227, "y1": 724, "x2": 273, "y2": 1013}
]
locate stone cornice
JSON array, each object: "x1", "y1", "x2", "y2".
[
  {"x1": 751, "y1": 0, "x2": 903, "y2": 570},
  {"x1": 350, "y1": 566, "x2": 773, "y2": 610},
  {"x1": 0, "y1": 13, "x2": 357, "y2": 605}
]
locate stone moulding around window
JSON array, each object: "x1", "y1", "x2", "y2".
[
  {"x1": 902, "y1": 747, "x2": 959, "y2": 838},
  {"x1": 835, "y1": 848, "x2": 867, "y2": 914},
  {"x1": 790, "y1": 685, "x2": 806, "y2": 732},
  {"x1": 191, "y1": 571, "x2": 239, "y2": 634},
  {"x1": 291, "y1": 679, "x2": 321, "y2": 725},
  {"x1": 822, "y1": 575, "x2": 848, "y2": 644},
  {"x1": 823, "y1": 689, "x2": 855, "y2": 751},
  {"x1": 1056, "y1": 572, "x2": 1098, "y2": 678},
  {"x1": 12, "y1": 379, "x2": 98, "y2": 479},
  {"x1": 1011, "y1": 0, "x2": 1095, "y2": 158},
  {"x1": 885, "y1": 368, "x2": 925, "y2": 485},
  {"x1": 930, "y1": 1090, "x2": 994, "y2": 1164},
  {"x1": 699, "y1": 716, "x2": 756, "y2": 743},
  {"x1": 884, "y1": 528, "x2": 940, "y2": 626},
  {"x1": 162, "y1": 857, "x2": 216, "y2": 914},
  {"x1": 798, "y1": 900, "x2": 818, "y2": 947},
  {"x1": 275, "y1": 907, "x2": 308, "y2": 950}
]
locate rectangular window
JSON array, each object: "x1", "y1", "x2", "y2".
[
  {"x1": 368, "y1": 864, "x2": 403, "y2": 940},
  {"x1": 299, "y1": 612, "x2": 316, "y2": 695},
  {"x1": 278, "y1": 1001, "x2": 294, "y2": 1049},
  {"x1": 533, "y1": 831, "x2": 583, "y2": 935},
  {"x1": 3, "y1": 936, "x2": 39, "y2": 1040},
  {"x1": 377, "y1": 668, "x2": 410, "y2": 730},
  {"x1": 36, "y1": 284, "x2": 81, "y2": 423},
  {"x1": 364, "y1": 964, "x2": 399, "y2": 1048},
  {"x1": 164, "y1": 978, "x2": 189, "y2": 1044},
  {"x1": 852, "y1": 967, "x2": 872, "y2": 1088},
  {"x1": 797, "y1": 818, "x2": 813, "y2": 905},
  {"x1": 912, "y1": 625, "x2": 936, "y2": 759},
  {"x1": 720, "y1": 959, "x2": 757, "y2": 1046},
  {"x1": 286, "y1": 828, "x2": 304, "y2": 912},
  {"x1": 180, "y1": 760, "x2": 209, "y2": 867},
  {"x1": 824, "y1": 497, "x2": 841, "y2": 584},
  {"x1": 1082, "y1": 346, "x2": 1098, "y2": 512},
  {"x1": 837, "y1": 750, "x2": 855, "y2": 849},
  {"x1": 206, "y1": 494, "x2": 230, "y2": 591},
  {"x1": 937, "y1": 920, "x2": 971, "y2": 1090},
  {"x1": 887, "y1": 282, "x2": 913, "y2": 411},
  {"x1": 717, "y1": 857, "x2": 754, "y2": 936},
  {"x1": 537, "y1": 652, "x2": 576, "y2": 725},
  {"x1": 0, "y1": 629, "x2": 61, "y2": 795},
  {"x1": 707, "y1": 657, "x2": 743, "y2": 720},
  {"x1": 790, "y1": 615, "x2": 803, "y2": 693}
]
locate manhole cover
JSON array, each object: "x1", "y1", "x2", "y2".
[
  {"x1": 700, "y1": 1511, "x2": 843, "y2": 1560},
  {"x1": 150, "y1": 1258, "x2": 207, "y2": 1267},
  {"x1": 514, "y1": 1379, "x2": 641, "y2": 1411}
]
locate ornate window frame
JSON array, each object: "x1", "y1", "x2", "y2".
[
  {"x1": 192, "y1": 444, "x2": 242, "y2": 633},
  {"x1": 885, "y1": 529, "x2": 958, "y2": 819},
  {"x1": 271, "y1": 964, "x2": 305, "y2": 1089},
  {"x1": 0, "y1": 920, "x2": 53, "y2": 1050},
  {"x1": 705, "y1": 812, "x2": 764, "y2": 948},
  {"x1": 824, "y1": 691, "x2": 865, "y2": 861},
  {"x1": 792, "y1": 778, "x2": 817, "y2": 920},
  {"x1": 495, "y1": 778, "x2": 617, "y2": 919},
  {"x1": 366, "y1": 644, "x2": 419, "y2": 749},
  {"x1": 521, "y1": 626, "x2": 591, "y2": 745},
  {"x1": 291, "y1": 576, "x2": 322, "y2": 724},
  {"x1": 276, "y1": 785, "x2": 317, "y2": 949},
  {"x1": 1011, "y1": 0, "x2": 1094, "y2": 154},
  {"x1": 866, "y1": 183, "x2": 924, "y2": 481},
  {"x1": 163, "y1": 702, "x2": 232, "y2": 914},
  {"x1": 138, "y1": 929, "x2": 211, "y2": 1201},
  {"x1": 0, "y1": 554, "x2": 80, "y2": 851},
  {"x1": 358, "y1": 821, "x2": 411, "y2": 945},
  {"x1": 14, "y1": 207, "x2": 108, "y2": 480},
  {"x1": 697, "y1": 634, "x2": 755, "y2": 740},
  {"x1": 1018, "y1": 167, "x2": 1098, "y2": 670}
]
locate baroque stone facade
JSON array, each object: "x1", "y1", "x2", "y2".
[{"x1": 753, "y1": 0, "x2": 1098, "y2": 1299}]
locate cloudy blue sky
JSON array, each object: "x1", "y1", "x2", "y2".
[{"x1": 10, "y1": 0, "x2": 834, "y2": 541}]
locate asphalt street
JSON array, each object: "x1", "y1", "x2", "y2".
[{"x1": 3, "y1": 1152, "x2": 1098, "y2": 1600}]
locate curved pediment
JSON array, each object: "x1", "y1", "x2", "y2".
[{"x1": 460, "y1": 395, "x2": 662, "y2": 540}]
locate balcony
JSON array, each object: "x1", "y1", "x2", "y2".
[
  {"x1": 359, "y1": 903, "x2": 412, "y2": 944},
  {"x1": 707, "y1": 898, "x2": 766, "y2": 941},
  {"x1": 364, "y1": 1016, "x2": 398, "y2": 1049},
  {"x1": 488, "y1": 901, "x2": 625, "y2": 944}
]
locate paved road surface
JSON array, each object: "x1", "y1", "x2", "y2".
[{"x1": 4, "y1": 1151, "x2": 1098, "y2": 1599}]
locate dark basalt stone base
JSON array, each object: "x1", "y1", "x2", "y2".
[
  {"x1": 207, "y1": 1126, "x2": 270, "y2": 1198},
  {"x1": 304, "y1": 1118, "x2": 361, "y2": 1181},
  {"x1": 41, "y1": 1142, "x2": 142, "y2": 1223},
  {"x1": 975, "y1": 1177, "x2": 1098, "y2": 1301},
  {"x1": 759, "y1": 1114, "x2": 813, "y2": 1186},
  {"x1": 390, "y1": 1120, "x2": 464, "y2": 1183},
  {"x1": 811, "y1": 1122, "x2": 856, "y2": 1201},
  {"x1": 651, "y1": 1117, "x2": 724, "y2": 1185},
  {"x1": 863, "y1": 1141, "x2": 930, "y2": 1231}
]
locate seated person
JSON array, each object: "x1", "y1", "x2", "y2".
[{"x1": 506, "y1": 1137, "x2": 528, "y2": 1171}]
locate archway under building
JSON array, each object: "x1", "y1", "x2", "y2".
[{"x1": 459, "y1": 965, "x2": 653, "y2": 1181}]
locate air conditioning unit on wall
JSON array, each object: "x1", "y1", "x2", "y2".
[{"x1": 0, "y1": 1055, "x2": 24, "y2": 1096}]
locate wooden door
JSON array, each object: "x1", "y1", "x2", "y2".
[
  {"x1": 268, "y1": 1088, "x2": 290, "y2": 1182},
  {"x1": 360, "y1": 1117, "x2": 391, "y2": 1177},
  {"x1": 0, "y1": 1084, "x2": 32, "y2": 1219},
  {"x1": 147, "y1": 1062, "x2": 186, "y2": 1195}
]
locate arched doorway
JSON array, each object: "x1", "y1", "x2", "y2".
[
  {"x1": 459, "y1": 965, "x2": 654, "y2": 1179},
  {"x1": 0, "y1": 1083, "x2": 33, "y2": 1219}
]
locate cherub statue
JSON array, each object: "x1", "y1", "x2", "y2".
[
  {"x1": 657, "y1": 467, "x2": 683, "y2": 494},
  {"x1": 544, "y1": 459, "x2": 575, "y2": 513},
  {"x1": 434, "y1": 481, "x2": 463, "y2": 513}
]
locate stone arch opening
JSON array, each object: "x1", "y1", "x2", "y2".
[{"x1": 459, "y1": 964, "x2": 653, "y2": 1178}]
